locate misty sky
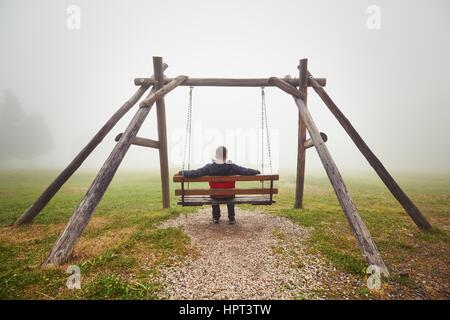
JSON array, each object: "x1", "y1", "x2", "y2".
[{"x1": 0, "y1": 0, "x2": 449, "y2": 175}]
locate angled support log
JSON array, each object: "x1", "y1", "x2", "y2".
[
  {"x1": 14, "y1": 64, "x2": 168, "y2": 226},
  {"x1": 305, "y1": 132, "x2": 327, "y2": 149},
  {"x1": 153, "y1": 57, "x2": 170, "y2": 208},
  {"x1": 294, "y1": 59, "x2": 308, "y2": 208},
  {"x1": 307, "y1": 72, "x2": 432, "y2": 231},
  {"x1": 114, "y1": 133, "x2": 159, "y2": 149},
  {"x1": 270, "y1": 77, "x2": 389, "y2": 276},
  {"x1": 43, "y1": 75, "x2": 188, "y2": 266}
]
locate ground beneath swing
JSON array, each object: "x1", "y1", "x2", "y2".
[{"x1": 155, "y1": 208, "x2": 351, "y2": 300}]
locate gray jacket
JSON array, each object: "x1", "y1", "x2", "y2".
[{"x1": 181, "y1": 162, "x2": 260, "y2": 178}]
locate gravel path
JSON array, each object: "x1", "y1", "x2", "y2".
[{"x1": 157, "y1": 208, "x2": 333, "y2": 299}]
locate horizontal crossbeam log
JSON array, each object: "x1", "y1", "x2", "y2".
[
  {"x1": 173, "y1": 174, "x2": 279, "y2": 183},
  {"x1": 175, "y1": 188, "x2": 278, "y2": 196},
  {"x1": 134, "y1": 77, "x2": 326, "y2": 88},
  {"x1": 114, "y1": 133, "x2": 159, "y2": 149}
]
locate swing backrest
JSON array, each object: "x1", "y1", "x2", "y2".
[{"x1": 173, "y1": 174, "x2": 279, "y2": 206}]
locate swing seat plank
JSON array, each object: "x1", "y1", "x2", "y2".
[
  {"x1": 177, "y1": 196, "x2": 275, "y2": 206},
  {"x1": 175, "y1": 188, "x2": 278, "y2": 196},
  {"x1": 173, "y1": 174, "x2": 279, "y2": 206},
  {"x1": 173, "y1": 174, "x2": 279, "y2": 183}
]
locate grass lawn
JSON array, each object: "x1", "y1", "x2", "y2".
[{"x1": 0, "y1": 169, "x2": 449, "y2": 299}]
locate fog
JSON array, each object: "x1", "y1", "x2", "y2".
[{"x1": 1, "y1": 0, "x2": 449, "y2": 175}]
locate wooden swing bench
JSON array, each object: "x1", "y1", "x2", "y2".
[{"x1": 173, "y1": 174, "x2": 279, "y2": 206}]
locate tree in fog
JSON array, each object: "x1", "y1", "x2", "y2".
[{"x1": 0, "y1": 89, "x2": 53, "y2": 164}]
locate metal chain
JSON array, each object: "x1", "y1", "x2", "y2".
[
  {"x1": 261, "y1": 87, "x2": 265, "y2": 175},
  {"x1": 187, "y1": 87, "x2": 193, "y2": 172},
  {"x1": 182, "y1": 86, "x2": 193, "y2": 172},
  {"x1": 261, "y1": 87, "x2": 273, "y2": 174},
  {"x1": 183, "y1": 87, "x2": 271, "y2": 178}
]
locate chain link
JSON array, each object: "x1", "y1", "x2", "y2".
[
  {"x1": 261, "y1": 87, "x2": 265, "y2": 175},
  {"x1": 261, "y1": 87, "x2": 273, "y2": 175},
  {"x1": 182, "y1": 86, "x2": 193, "y2": 172}
]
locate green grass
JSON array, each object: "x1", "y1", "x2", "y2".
[
  {"x1": 264, "y1": 174, "x2": 449, "y2": 270},
  {"x1": 0, "y1": 170, "x2": 197, "y2": 299},
  {"x1": 263, "y1": 173, "x2": 450, "y2": 298},
  {"x1": 0, "y1": 170, "x2": 449, "y2": 299},
  {"x1": 82, "y1": 273, "x2": 161, "y2": 300}
]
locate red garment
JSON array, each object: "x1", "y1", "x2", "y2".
[
  {"x1": 209, "y1": 181, "x2": 235, "y2": 189},
  {"x1": 209, "y1": 181, "x2": 235, "y2": 198}
]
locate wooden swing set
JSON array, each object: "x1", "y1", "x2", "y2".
[
  {"x1": 13, "y1": 57, "x2": 431, "y2": 276},
  {"x1": 174, "y1": 83, "x2": 279, "y2": 206}
]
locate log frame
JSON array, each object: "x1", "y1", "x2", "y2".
[
  {"x1": 305, "y1": 132, "x2": 328, "y2": 149},
  {"x1": 43, "y1": 75, "x2": 188, "y2": 266},
  {"x1": 114, "y1": 133, "x2": 159, "y2": 149},
  {"x1": 12, "y1": 54, "x2": 427, "y2": 273},
  {"x1": 270, "y1": 76, "x2": 389, "y2": 275},
  {"x1": 14, "y1": 64, "x2": 168, "y2": 226},
  {"x1": 134, "y1": 77, "x2": 326, "y2": 88},
  {"x1": 294, "y1": 59, "x2": 308, "y2": 208},
  {"x1": 307, "y1": 72, "x2": 432, "y2": 231},
  {"x1": 153, "y1": 57, "x2": 170, "y2": 208}
]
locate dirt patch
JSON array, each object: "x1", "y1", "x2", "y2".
[
  {"x1": 84, "y1": 216, "x2": 113, "y2": 231},
  {"x1": 61, "y1": 186, "x2": 88, "y2": 195},
  {"x1": 156, "y1": 208, "x2": 334, "y2": 299},
  {"x1": 0, "y1": 223, "x2": 65, "y2": 245},
  {"x1": 72, "y1": 227, "x2": 135, "y2": 261},
  {"x1": 0, "y1": 216, "x2": 113, "y2": 247},
  {"x1": 130, "y1": 242, "x2": 159, "y2": 268}
]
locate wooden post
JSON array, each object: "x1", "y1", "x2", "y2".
[
  {"x1": 307, "y1": 72, "x2": 432, "y2": 231},
  {"x1": 43, "y1": 76, "x2": 188, "y2": 266},
  {"x1": 14, "y1": 65, "x2": 168, "y2": 226},
  {"x1": 153, "y1": 57, "x2": 170, "y2": 208},
  {"x1": 270, "y1": 77, "x2": 389, "y2": 275},
  {"x1": 294, "y1": 59, "x2": 308, "y2": 208}
]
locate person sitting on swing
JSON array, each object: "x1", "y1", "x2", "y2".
[{"x1": 178, "y1": 146, "x2": 260, "y2": 224}]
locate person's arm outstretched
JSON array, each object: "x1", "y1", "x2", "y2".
[
  {"x1": 231, "y1": 164, "x2": 260, "y2": 175},
  {"x1": 179, "y1": 164, "x2": 212, "y2": 178}
]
